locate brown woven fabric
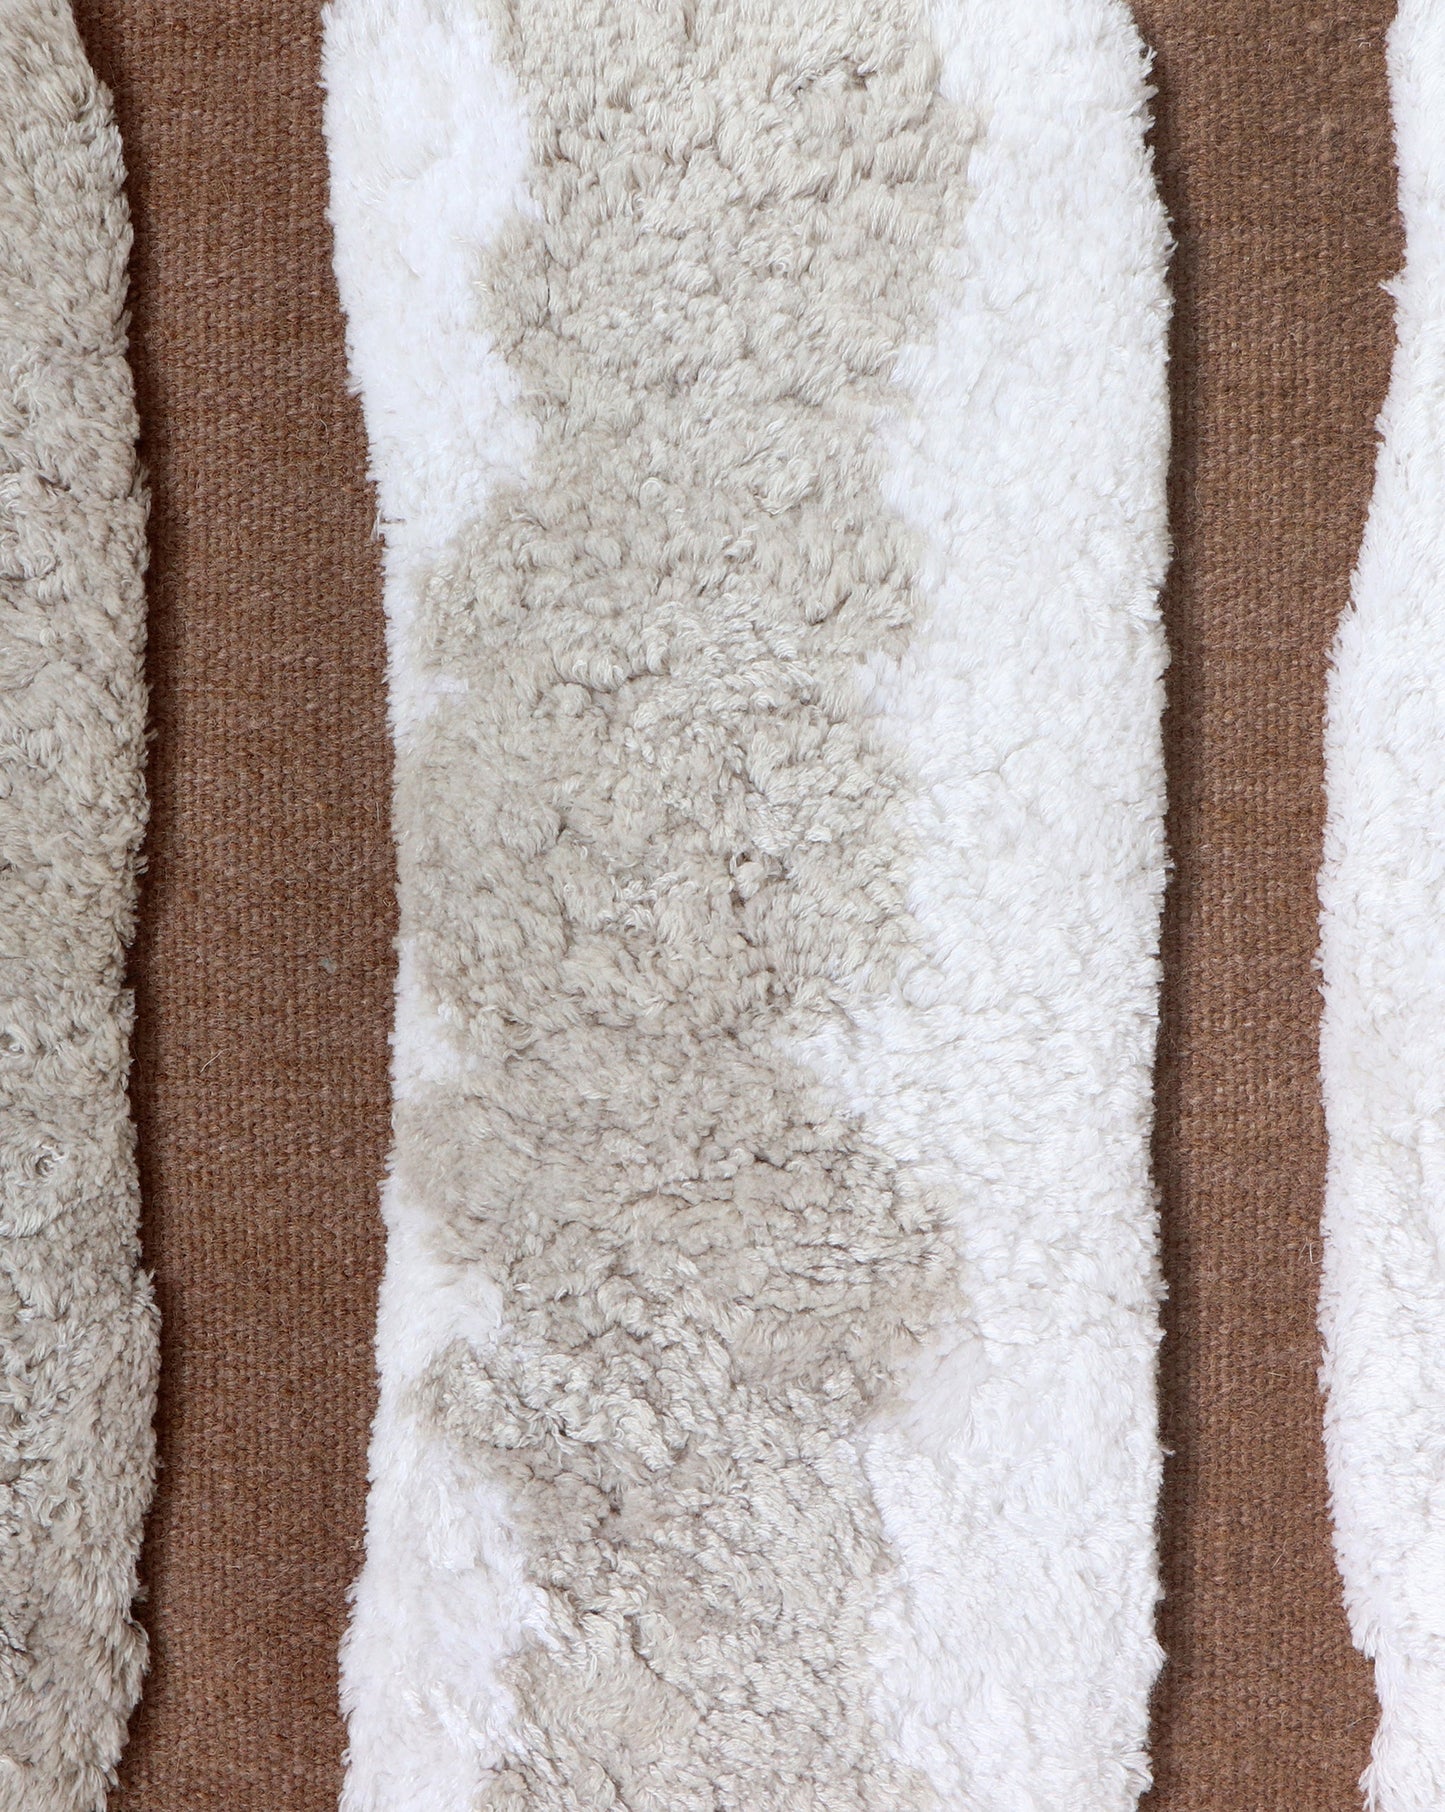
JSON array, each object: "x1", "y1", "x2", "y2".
[
  {"x1": 64, "y1": 1, "x2": 1405, "y2": 1807},
  {"x1": 67, "y1": 6, "x2": 394, "y2": 1807},
  {"x1": 1131, "y1": 4, "x2": 1400, "y2": 1807}
]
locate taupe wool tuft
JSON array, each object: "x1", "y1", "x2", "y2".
[
  {"x1": 0, "y1": 4, "x2": 155, "y2": 1808},
  {"x1": 393, "y1": 0, "x2": 969, "y2": 1803}
]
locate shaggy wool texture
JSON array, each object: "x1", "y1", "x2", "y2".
[
  {"x1": 325, "y1": 0, "x2": 1170, "y2": 1805},
  {"x1": 1320, "y1": 3, "x2": 1445, "y2": 1806},
  {"x1": 0, "y1": 4, "x2": 154, "y2": 1810}
]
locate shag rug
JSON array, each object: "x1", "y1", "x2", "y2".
[
  {"x1": 325, "y1": 1, "x2": 1171, "y2": 1807},
  {"x1": 0, "y1": 4, "x2": 154, "y2": 1811},
  {"x1": 1321, "y1": 2, "x2": 1445, "y2": 1806},
  {"x1": 25, "y1": 0, "x2": 1445, "y2": 1807}
]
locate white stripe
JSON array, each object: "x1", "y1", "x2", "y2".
[
  {"x1": 322, "y1": 5, "x2": 543, "y2": 1807},
  {"x1": 325, "y1": 2, "x2": 1170, "y2": 1804},
  {"x1": 1320, "y1": 3, "x2": 1445, "y2": 1804},
  {"x1": 800, "y1": 2, "x2": 1170, "y2": 1802}
]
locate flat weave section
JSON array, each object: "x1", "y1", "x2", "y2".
[
  {"x1": 65, "y1": 2, "x2": 1404, "y2": 1808},
  {"x1": 1130, "y1": 4, "x2": 1399, "y2": 1808},
  {"x1": 66, "y1": 5, "x2": 394, "y2": 1809}
]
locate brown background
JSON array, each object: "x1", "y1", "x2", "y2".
[
  {"x1": 1131, "y1": 4, "x2": 1400, "y2": 1805},
  {"x1": 68, "y1": 6, "x2": 393, "y2": 1806},
  {"x1": 65, "y1": 2, "x2": 1404, "y2": 1807}
]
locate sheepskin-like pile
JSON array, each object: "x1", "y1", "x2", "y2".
[
  {"x1": 326, "y1": 0, "x2": 1170, "y2": 1807},
  {"x1": 1321, "y1": 4, "x2": 1445, "y2": 1806},
  {"x1": 406, "y1": 6, "x2": 963, "y2": 1802},
  {"x1": 0, "y1": 7, "x2": 155, "y2": 1810}
]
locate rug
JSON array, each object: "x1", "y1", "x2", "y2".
[
  {"x1": 324, "y1": 0, "x2": 1171, "y2": 1806},
  {"x1": 64, "y1": 1, "x2": 1399, "y2": 1807},
  {"x1": 4, "y1": 2, "x2": 1407, "y2": 1807}
]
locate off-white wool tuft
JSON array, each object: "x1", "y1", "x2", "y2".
[
  {"x1": 1320, "y1": 2, "x2": 1445, "y2": 1806},
  {"x1": 0, "y1": 5, "x2": 155, "y2": 1811},
  {"x1": 325, "y1": 0, "x2": 1170, "y2": 1807}
]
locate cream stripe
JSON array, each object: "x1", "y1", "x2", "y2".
[
  {"x1": 323, "y1": 6, "x2": 544, "y2": 1807},
  {"x1": 1321, "y1": 3, "x2": 1445, "y2": 1804},
  {"x1": 799, "y1": 1, "x2": 1170, "y2": 1802}
]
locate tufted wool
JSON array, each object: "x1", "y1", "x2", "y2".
[
  {"x1": 1320, "y1": 2, "x2": 1445, "y2": 1806},
  {"x1": 325, "y1": 0, "x2": 1169, "y2": 1807},
  {"x1": 0, "y1": 4, "x2": 154, "y2": 1810},
  {"x1": 804, "y1": 3, "x2": 1171, "y2": 1800}
]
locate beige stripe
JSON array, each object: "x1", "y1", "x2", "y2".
[
  {"x1": 0, "y1": 5, "x2": 154, "y2": 1807},
  {"x1": 395, "y1": 0, "x2": 970, "y2": 1801}
]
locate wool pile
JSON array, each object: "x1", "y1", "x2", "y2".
[
  {"x1": 0, "y1": 5, "x2": 154, "y2": 1810},
  {"x1": 325, "y1": 1, "x2": 1171, "y2": 1805},
  {"x1": 1321, "y1": 3, "x2": 1445, "y2": 1805}
]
